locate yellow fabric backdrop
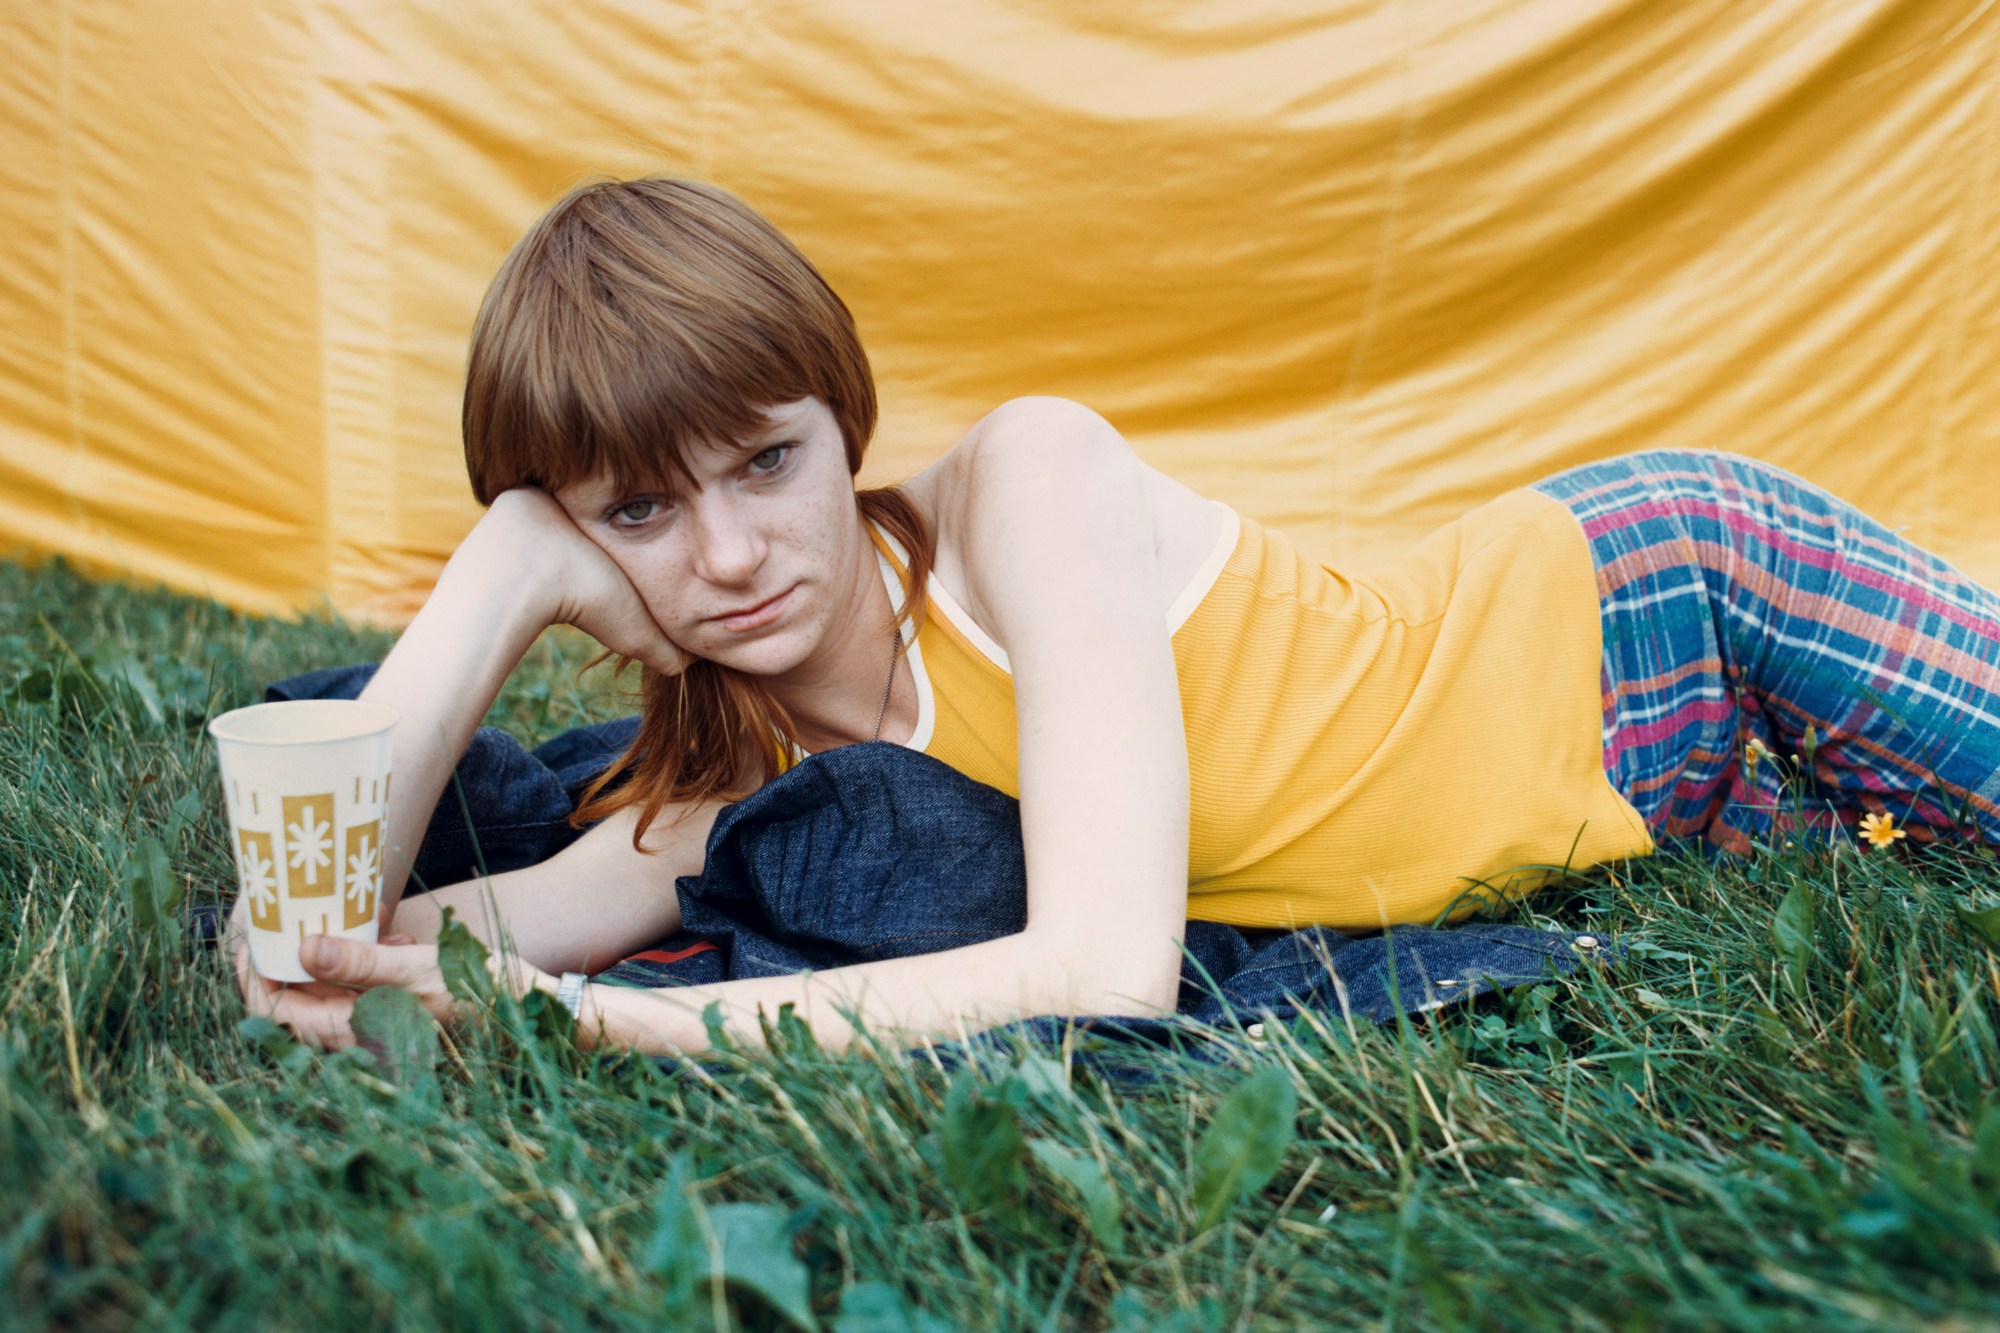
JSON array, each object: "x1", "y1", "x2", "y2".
[{"x1": 3, "y1": 0, "x2": 1996, "y2": 625}]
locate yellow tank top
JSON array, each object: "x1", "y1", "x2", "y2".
[{"x1": 864, "y1": 488, "x2": 1654, "y2": 930}]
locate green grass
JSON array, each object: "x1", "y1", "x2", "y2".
[{"x1": 5, "y1": 552, "x2": 2000, "y2": 1331}]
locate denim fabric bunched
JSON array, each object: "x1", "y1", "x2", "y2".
[
  {"x1": 229, "y1": 662, "x2": 1615, "y2": 1067},
  {"x1": 618, "y1": 742, "x2": 1606, "y2": 1032}
]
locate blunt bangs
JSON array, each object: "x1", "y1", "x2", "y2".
[{"x1": 463, "y1": 177, "x2": 876, "y2": 507}]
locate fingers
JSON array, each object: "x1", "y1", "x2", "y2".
[
  {"x1": 264, "y1": 987, "x2": 362, "y2": 1052},
  {"x1": 648, "y1": 639, "x2": 693, "y2": 679},
  {"x1": 531, "y1": 514, "x2": 689, "y2": 678},
  {"x1": 225, "y1": 900, "x2": 298, "y2": 1006},
  {"x1": 299, "y1": 936, "x2": 455, "y2": 1024},
  {"x1": 595, "y1": 604, "x2": 690, "y2": 679},
  {"x1": 301, "y1": 935, "x2": 432, "y2": 989},
  {"x1": 257, "y1": 937, "x2": 544, "y2": 1053},
  {"x1": 232, "y1": 936, "x2": 444, "y2": 1052},
  {"x1": 232, "y1": 976, "x2": 364, "y2": 1051}
]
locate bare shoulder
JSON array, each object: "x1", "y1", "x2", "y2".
[
  {"x1": 900, "y1": 398, "x2": 1228, "y2": 633},
  {"x1": 898, "y1": 398, "x2": 1113, "y2": 517}
]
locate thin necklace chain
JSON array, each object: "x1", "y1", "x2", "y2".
[{"x1": 870, "y1": 624, "x2": 903, "y2": 743}]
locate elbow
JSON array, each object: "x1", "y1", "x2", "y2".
[
  {"x1": 1109, "y1": 971, "x2": 1185, "y2": 1019},
  {"x1": 1049, "y1": 942, "x2": 1183, "y2": 1019}
]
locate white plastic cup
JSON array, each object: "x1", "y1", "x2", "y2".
[{"x1": 208, "y1": 700, "x2": 399, "y2": 983}]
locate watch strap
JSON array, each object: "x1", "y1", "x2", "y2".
[{"x1": 556, "y1": 971, "x2": 588, "y2": 1023}]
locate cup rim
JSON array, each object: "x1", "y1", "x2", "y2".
[{"x1": 207, "y1": 698, "x2": 400, "y2": 746}]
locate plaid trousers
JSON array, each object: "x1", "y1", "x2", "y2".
[{"x1": 1532, "y1": 449, "x2": 2000, "y2": 854}]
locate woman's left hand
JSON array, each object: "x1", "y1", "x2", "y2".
[{"x1": 256, "y1": 933, "x2": 554, "y2": 1051}]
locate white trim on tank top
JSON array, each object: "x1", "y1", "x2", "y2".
[
  {"x1": 871, "y1": 532, "x2": 936, "y2": 751},
  {"x1": 882, "y1": 499, "x2": 1241, "y2": 676}
]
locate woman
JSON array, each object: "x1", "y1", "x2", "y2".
[{"x1": 233, "y1": 177, "x2": 2000, "y2": 1054}]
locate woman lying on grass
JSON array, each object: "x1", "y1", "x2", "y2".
[{"x1": 232, "y1": 176, "x2": 2000, "y2": 1054}]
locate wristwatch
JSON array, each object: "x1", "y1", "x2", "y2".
[{"x1": 556, "y1": 971, "x2": 588, "y2": 1024}]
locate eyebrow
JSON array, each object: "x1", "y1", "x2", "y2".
[
  {"x1": 589, "y1": 432, "x2": 796, "y2": 508},
  {"x1": 739, "y1": 426, "x2": 796, "y2": 449},
  {"x1": 591, "y1": 475, "x2": 677, "y2": 509}
]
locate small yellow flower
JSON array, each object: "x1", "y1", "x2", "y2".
[
  {"x1": 1858, "y1": 812, "x2": 1907, "y2": 849},
  {"x1": 1744, "y1": 735, "x2": 1774, "y2": 781}
]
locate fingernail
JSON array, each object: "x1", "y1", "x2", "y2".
[{"x1": 303, "y1": 936, "x2": 340, "y2": 971}]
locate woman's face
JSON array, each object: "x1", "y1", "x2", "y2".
[{"x1": 553, "y1": 396, "x2": 866, "y2": 679}]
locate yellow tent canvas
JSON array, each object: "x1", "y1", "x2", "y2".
[{"x1": 3, "y1": 0, "x2": 1995, "y2": 625}]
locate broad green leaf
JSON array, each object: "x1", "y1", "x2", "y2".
[
  {"x1": 708, "y1": 1202, "x2": 817, "y2": 1331},
  {"x1": 333, "y1": 1140, "x2": 425, "y2": 1197},
  {"x1": 236, "y1": 1014, "x2": 310, "y2": 1073},
  {"x1": 1954, "y1": 895, "x2": 2000, "y2": 950},
  {"x1": 1190, "y1": 1065, "x2": 1296, "y2": 1233},
  {"x1": 1028, "y1": 1138, "x2": 1124, "y2": 1247},
  {"x1": 1108, "y1": 1291, "x2": 1228, "y2": 1332},
  {"x1": 101, "y1": 656, "x2": 164, "y2": 727},
  {"x1": 519, "y1": 987, "x2": 574, "y2": 1046},
  {"x1": 237, "y1": 1015, "x2": 289, "y2": 1048},
  {"x1": 769, "y1": 1000, "x2": 820, "y2": 1055},
  {"x1": 120, "y1": 834, "x2": 180, "y2": 938},
  {"x1": 833, "y1": 1281, "x2": 955, "y2": 1333},
  {"x1": 1771, "y1": 879, "x2": 1815, "y2": 990},
  {"x1": 350, "y1": 985, "x2": 438, "y2": 1094},
  {"x1": 644, "y1": 1157, "x2": 707, "y2": 1318},
  {"x1": 434, "y1": 906, "x2": 494, "y2": 1007},
  {"x1": 703, "y1": 1000, "x2": 733, "y2": 1051},
  {"x1": 23, "y1": 630, "x2": 108, "y2": 711},
  {"x1": 1625, "y1": 941, "x2": 1694, "y2": 961},
  {"x1": 1013, "y1": 1053, "x2": 1072, "y2": 1105},
  {"x1": 1836, "y1": 1206, "x2": 1906, "y2": 1239},
  {"x1": 164, "y1": 791, "x2": 205, "y2": 851},
  {"x1": 937, "y1": 1072, "x2": 1029, "y2": 1223}
]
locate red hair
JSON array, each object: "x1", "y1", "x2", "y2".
[{"x1": 462, "y1": 177, "x2": 933, "y2": 845}]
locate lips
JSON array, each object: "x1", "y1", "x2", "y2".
[{"x1": 708, "y1": 585, "x2": 794, "y2": 630}]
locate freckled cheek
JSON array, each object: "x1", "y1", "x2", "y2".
[
  {"x1": 613, "y1": 548, "x2": 701, "y2": 630},
  {"x1": 793, "y1": 493, "x2": 849, "y2": 552}
]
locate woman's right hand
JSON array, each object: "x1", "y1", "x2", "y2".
[
  {"x1": 466, "y1": 486, "x2": 690, "y2": 679},
  {"x1": 227, "y1": 897, "x2": 425, "y2": 1047}
]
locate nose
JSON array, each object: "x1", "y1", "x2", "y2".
[{"x1": 686, "y1": 493, "x2": 767, "y2": 587}]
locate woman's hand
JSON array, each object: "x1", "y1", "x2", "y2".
[
  {"x1": 230, "y1": 914, "x2": 426, "y2": 1052},
  {"x1": 230, "y1": 907, "x2": 556, "y2": 1051},
  {"x1": 470, "y1": 486, "x2": 690, "y2": 678}
]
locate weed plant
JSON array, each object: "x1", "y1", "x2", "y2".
[{"x1": 3, "y1": 554, "x2": 2000, "y2": 1330}]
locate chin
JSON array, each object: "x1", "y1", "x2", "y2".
[{"x1": 698, "y1": 629, "x2": 814, "y2": 679}]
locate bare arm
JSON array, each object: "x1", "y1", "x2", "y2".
[
  {"x1": 390, "y1": 800, "x2": 718, "y2": 974},
  {"x1": 365, "y1": 520, "x2": 566, "y2": 930},
  {"x1": 565, "y1": 397, "x2": 1190, "y2": 1055},
  {"x1": 243, "y1": 797, "x2": 720, "y2": 1051},
  {"x1": 349, "y1": 490, "x2": 682, "y2": 930},
  {"x1": 231, "y1": 487, "x2": 690, "y2": 1023}
]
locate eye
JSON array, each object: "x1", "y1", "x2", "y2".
[
  {"x1": 748, "y1": 444, "x2": 793, "y2": 475},
  {"x1": 606, "y1": 499, "x2": 665, "y2": 528}
]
